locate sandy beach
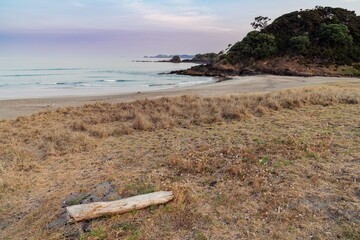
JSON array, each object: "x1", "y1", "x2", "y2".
[{"x1": 0, "y1": 75, "x2": 358, "y2": 120}]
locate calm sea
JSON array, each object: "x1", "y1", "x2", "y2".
[{"x1": 0, "y1": 58, "x2": 213, "y2": 100}]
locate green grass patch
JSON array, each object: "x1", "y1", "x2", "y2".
[
  {"x1": 340, "y1": 66, "x2": 360, "y2": 76},
  {"x1": 80, "y1": 228, "x2": 107, "y2": 240},
  {"x1": 124, "y1": 182, "x2": 155, "y2": 195}
]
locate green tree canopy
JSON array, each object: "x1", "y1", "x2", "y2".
[
  {"x1": 289, "y1": 35, "x2": 310, "y2": 54},
  {"x1": 226, "y1": 6, "x2": 360, "y2": 65},
  {"x1": 317, "y1": 23, "x2": 353, "y2": 48},
  {"x1": 229, "y1": 31, "x2": 277, "y2": 60}
]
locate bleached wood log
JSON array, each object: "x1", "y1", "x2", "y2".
[{"x1": 66, "y1": 191, "x2": 174, "y2": 222}]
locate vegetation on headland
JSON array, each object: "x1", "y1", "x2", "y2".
[
  {"x1": 175, "y1": 6, "x2": 360, "y2": 77},
  {"x1": 0, "y1": 82, "x2": 359, "y2": 239},
  {"x1": 183, "y1": 53, "x2": 220, "y2": 64},
  {"x1": 228, "y1": 6, "x2": 360, "y2": 64}
]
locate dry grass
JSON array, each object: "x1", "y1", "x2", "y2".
[{"x1": 0, "y1": 82, "x2": 359, "y2": 239}]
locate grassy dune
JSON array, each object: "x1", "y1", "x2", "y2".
[{"x1": 0, "y1": 82, "x2": 359, "y2": 239}]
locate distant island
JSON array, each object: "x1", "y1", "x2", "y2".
[
  {"x1": 172, "y1": 6, "x2": 360, "y2": 78},
  {"x1": 144, "y1": 54, "x2": 194, "y2": 59}
]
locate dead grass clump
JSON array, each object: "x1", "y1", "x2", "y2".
[
  {"x1": 87, "y1": 125, "x2": 111, "y2": 138},
  {"x1": 340, "y1": 95, "x2": 359, "y2": 104},
  {"x1": 4, "y1": 145, "x2": 38, "y2": 171},
  {"x1": 255, "y1": 105, "x2": 268, "y2": 115},
  {"x1": 40, "y1": 129, "x2": 96, "y2": 157},
  {"x1": 120, "y1": 181, "x2": 155, "y2": 197},
  {"x1": 55, "y1": 106, "x2": 74, "y2": 117},
  {"x1": 71, "y1": 120, "x2": 88, "y2": 132},
  {"x1": 262, "y1": 96, "x2": 282, "y2": 110},
  {"x1": 150, "y1": 112, "x2": 174, "y2": 129},
  {"x1": 169, "y1": 154, "x2": 195, "y2": 172},
  {"x1": 171, "y1": 185, "x2": 193, "y2": 206},
  {"x1": 222, "y1": 107, "x2": 242, "y2": 120},
  {"x1": 226, "y1": 163, "x2": 247, "y2": 179},
  {"x1": 169, "y1": 151, "x2": 220, "y2": 174},
  {"x1": 111, "y1": 124, "x2": 134, "y2": 136},
  {"x1": 43, "y1": 142, "x2": 58, "y2": 158},
  {"x1": 168, "y1": 105, "x2": 182, "y2": 117},
  {"x1": 0, "y1": 137, "x2": 39, "y2": 168},
  {"x1": 154, "y1": 185, "x2": 202, "y2": 232},
  {"x1": 221, "y1": 145, "x2": 257, "y2": 162},
  {"x1": 0, "y1": 178, "x2": 8, "y2": 192},
  {"x1": 133, "y1": 112, "x2": 153, "y2": 131}
]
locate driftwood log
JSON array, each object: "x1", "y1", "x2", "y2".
[{"x1": 66, "y1": 191, "x2": 174, "y2": 222}]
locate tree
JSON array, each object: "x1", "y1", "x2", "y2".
[
  {"x1": 317, "y1": 23, "x2": 353, "y2": 64},
  {"x1": 318, "y1": 23, "x2": 353, "y2": 47},
  {"x1": 229, "y1": 31, "x2": 278, "y2": 60},
  {"x1": 289, "y1": 35, "x2": 310, "y2": 54},
  {"x1": 251, "y1": 16, "x2": 271, "y2": 30}
]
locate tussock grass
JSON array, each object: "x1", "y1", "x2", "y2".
[
  {"x1": 11, "y1": 85, "x2": 360, "y2": 131},
  {"x1": 0, "y1": 83, "x2": 359, "y2": 239},
  {"x1": 0, "y1": 85, "x2": 357, "y2": 165}
]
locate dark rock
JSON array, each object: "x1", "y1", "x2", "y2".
[
  {"x1": 170, "y1": 63, "x2": 241, "y2": 77},
  {"x1": 47, "y1": 211, "x2": 68, "y2": 230},
  {"x1": 145, "y1": 54, "x2": 194, "y2": 59},
  {"x1": 82, "y1": 181, "x2": 120, "y2": 203},
  {"x1": 64, "y1": 223, "x2": 81, "y2": 240},
  {"x1": 62, "y1": 192, "x2": 89, "y2": 208},
  {"x1": 169, "y1": 56, "x2": 181, "y2": 63},
  {"x1": 47, "y1": 181, "x2": 121, "y2": 238}
]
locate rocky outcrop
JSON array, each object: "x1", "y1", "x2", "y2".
[
  {"x1": 170, "y1": 63, "x2": 242, "y2": 77},
  {"x1": 145, "y1": 54, "x2": 194, "y2": 59},
  {"x1": 171, "y1": 57, "x2": 360, "y2": 78},
  {"x1": 182, "y1": 53, "x2": 219, "y2": 64},
  {"x1": 169, "y1": 56, "x2": 181, "y2": 63}
]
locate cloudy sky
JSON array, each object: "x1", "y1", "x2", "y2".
[{"x1": 1, "y1": 0, "x2": 359, "y2": 65}]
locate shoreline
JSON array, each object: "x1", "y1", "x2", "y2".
[{"x1": 1, "y1": 75, "x2": 359, "y2": 120}]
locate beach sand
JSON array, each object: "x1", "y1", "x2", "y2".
[{"x1": 0, "y1": 75, "x2": 358, "y2": 120}]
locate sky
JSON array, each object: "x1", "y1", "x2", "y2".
[{"x1": 0, "y1": 0, "x2": 359, "y2": 66}]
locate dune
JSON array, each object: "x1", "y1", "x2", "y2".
[{"x1": 0, "y1": 75, "x2": 357, "y2": 120}]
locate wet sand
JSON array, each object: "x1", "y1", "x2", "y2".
[{"x1": 0, "y1": 75, "x2": 358, "y2": 120}]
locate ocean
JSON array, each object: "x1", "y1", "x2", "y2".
[{"x1": 0, "y1": 58, "x2": 213, "y2": 100}]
